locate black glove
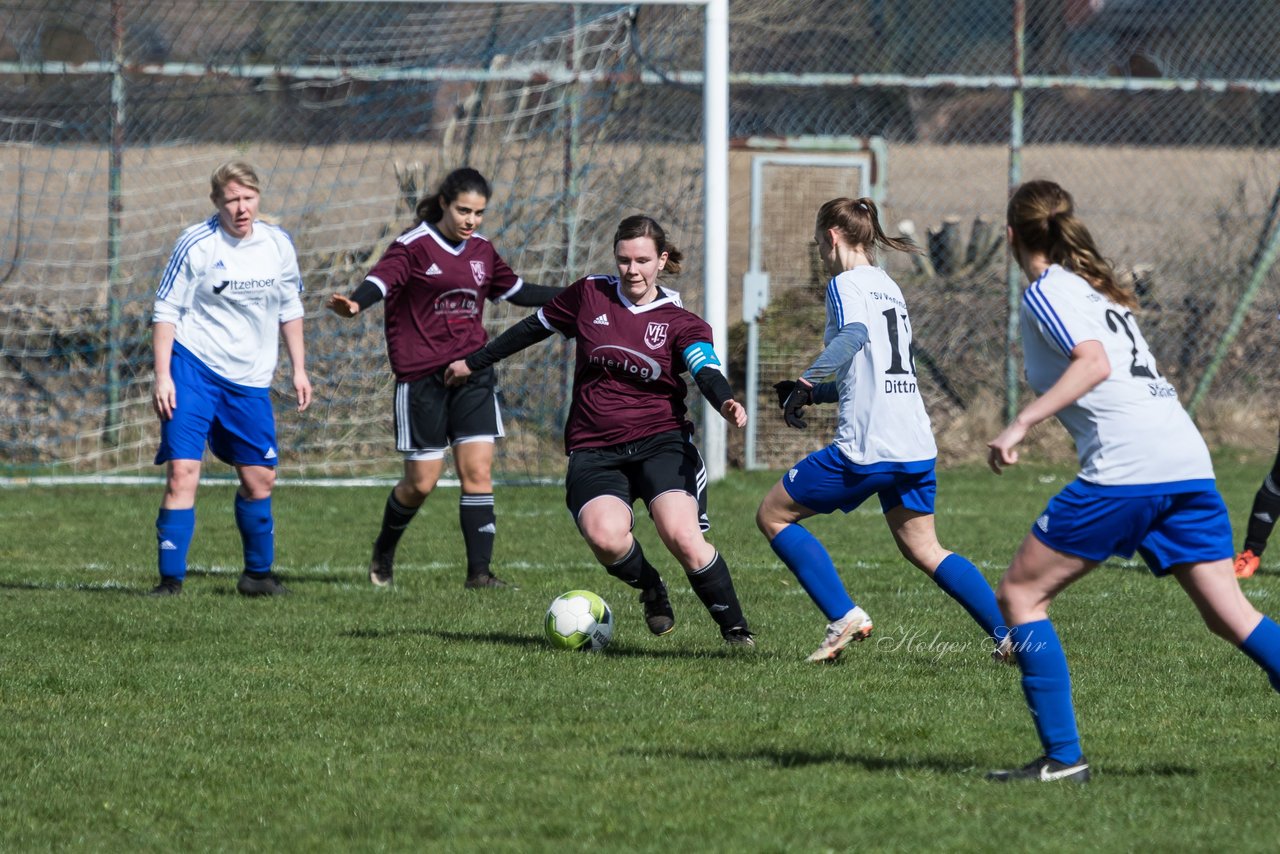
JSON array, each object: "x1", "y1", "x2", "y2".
[{"x1": 773, "y1": 379, "x2": 813, "y2": 429}]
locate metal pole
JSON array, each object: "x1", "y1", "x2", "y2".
[
  {"x1": 560, "y1": 5, "x2": 583, "y2": 430},
  {"x1": 702, "y1": 0, "x2": 729, "y2": 480},
  {"x1": 1004, "y1": 0, "x2": 1026, "y2": 424},
  {"x1": 105, "y1": 0, "x2": 126, "y2": 446}
]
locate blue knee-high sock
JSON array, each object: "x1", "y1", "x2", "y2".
[
  {"x1": 932, "y1": 553, "x2": 1009, "y2": 643},
  {"x1": 1239, "y1": 616, "x2": 1280, "y2": 693},
  {"x1": 1011, "y1": 619, "x2": 1082, "y2": 764},
  {"x1": 235, "y1": 494, "x2": 274, "y2": 574},
  {"x1": 156, "y1": 506, "x2": 195, "y2": 582},
  {"x1": 769, "y1": 523, "x2": 856, "y2": 621}
]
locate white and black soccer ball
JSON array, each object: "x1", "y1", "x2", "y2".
[{"x1": 545, "y1": 590, "x2": 614, "y2": 652}]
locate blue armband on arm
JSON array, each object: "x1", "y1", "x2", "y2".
[{"x1": 682, "y1": 341, "x2": 721, "y2": 374}]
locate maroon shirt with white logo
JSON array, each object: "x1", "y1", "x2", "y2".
[
  {"x1": 537, "y1": 275, "x2": 713, "y2": 452},
  {"x1": 365, "y1": 222, "x2": 523, "y2": 381}
]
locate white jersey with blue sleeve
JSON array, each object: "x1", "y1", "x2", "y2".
[
  {"x1": 1020, "y1": 264, "x2": 1213, "y2": 488},
  {"x1": 814, "y1": 265, "x2": 937, "y2": 470},
  {"x1": 152, "y1": 216, "x2": 304, "y2": 389}
]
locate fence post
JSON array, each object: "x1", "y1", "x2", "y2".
[
  {"x1": 1004, "y1": 0, "x2": 1026, "y2": 424},
  {"x1": 105, "y1": 0, "x2": 126, "y2": 447}
]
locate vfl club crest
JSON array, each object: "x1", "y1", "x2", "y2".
[
  {"x1": 644, "y1": 322, "x2": 668, "y2": 350},
  {"x1": 470, "y1": 260, "x2": 486, "y2": 286}
]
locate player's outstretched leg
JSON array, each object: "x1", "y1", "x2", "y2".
[
  {"x1": 930, "y1": 553, "x2": 1011, "y2": 660},
  {"x1": 1240, "y1": 617, "x2": 1280, "y2": 692},
  {"x1": 1175, "y1": 559, "x2": 1280, "y2": 692},
  {"x1": 769, "y1": 523, "x2": 869, "y2": 661},
  {"x1": 884, "y1": 508, "x2": 1010, "y2": 661}
]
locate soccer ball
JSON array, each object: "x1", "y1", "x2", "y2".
[{"x1": 545, "y1": 590, "x2": 614, "y2": 652}]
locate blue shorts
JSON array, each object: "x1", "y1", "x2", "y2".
[
  {"x1": 154, "y1": 347, "x2": 278, "y2": 467},
  {"x1": 1031, "y1": 479, "x2": 1234, "y2": 576},
  {"x1": 781, "y1": 445, "x2": 937, "y2": 516}
]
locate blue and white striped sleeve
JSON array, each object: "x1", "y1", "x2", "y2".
[
  {"x1": 1022, "y1": 280, "x2": 1078, "y2": 357},
  {"x1": 152, "y1": 218, "x2": 214, "y2": 325}
]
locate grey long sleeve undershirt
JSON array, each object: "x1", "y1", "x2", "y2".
[{"x1": 800, "y1": 321, "x2": 869, "y2": 403}]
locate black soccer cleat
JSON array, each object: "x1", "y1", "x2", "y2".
[
  {"x1": 236, "y1": 571, "x2": 291, "y2": 597},
  {"x1": 722, "y1": 626, "x2": 756, "y2": 648},
  {"x1": 464, "y1": 572, "x2": 514, "y2": 590},
  {"x1": 987, "y1": 755, "x2": 1090, "y2": 783},
  {"x1": 148, "y1": 578, "x2": 183, "y2": 596},
  {"x1": 639, "y1": 581, "x2": 676, "y2": 636},
  {"x1": 368, "y1": 545, "x2": 394, "y2": 588}
]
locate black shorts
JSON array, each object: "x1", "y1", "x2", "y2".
[
  {"x1": 564, "y1": 429, "x2": 710, "y2": 532},
  {"x1": 394, "y1": 366, "x2": 504, "y2": 459}
]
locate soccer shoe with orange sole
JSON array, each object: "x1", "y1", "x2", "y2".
[
  {"x1": 807, "y1": 606, "x2": 873, "y2": 663},
  {"x1": 1235, "y1": 549, "x2": 1261, "y2": 579}
]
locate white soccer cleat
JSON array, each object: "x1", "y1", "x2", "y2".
[{"x1": 807, "y1": 606, "x2": 873, "y2": 663}]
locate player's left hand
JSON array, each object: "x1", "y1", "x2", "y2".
[
  {"x1": 720, "y1": 399, "x2": 747, "y2": 429},
  {"x1": 294, "y1": 370, "x2": 312, "y2": 412},
  {"x1": 775, "y1": 378, "x2": 813, "y2": 429}
]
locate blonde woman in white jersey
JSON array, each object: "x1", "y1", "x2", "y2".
[
  {"x1": 985, "y1": 179, "x2": 1280, "y2": 783},
  {"x1": 756, "y1": 197, "x2": 1008, "y2": 663},
  {"x1": 150, "y1": 161, "x2": 311, "y2": 597}
]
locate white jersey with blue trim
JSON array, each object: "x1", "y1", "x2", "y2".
[
  {"x1": 1020, "y1": 264, "x2": 1212, "y2": 486},
  {"x1": 825, "y1": 266, "x2": 937, "y2": 468},
  {"x1": 152, "y1": 215, "x2": 304, "y2": 388}
]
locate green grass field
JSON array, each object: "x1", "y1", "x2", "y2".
[{"x1": 2, "y1": 455, "x2": 1278, "y2": 851}]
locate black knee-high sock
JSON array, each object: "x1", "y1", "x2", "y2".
[
  {"x1": 604, "y1": 540, "x2": 663, "y2": 590},
  {"x1": 1245, "y1": 472, "x2": 1280, "y2": 555},
  {"x1": 687, "y1": 551, "x2": 747, "y2": 632},
  {"x1": 460, "y1": 493, "x2": 496, "y2": 578},
  {"x1": 374, "y1": 490, "x2": 419, "y2": 557}
]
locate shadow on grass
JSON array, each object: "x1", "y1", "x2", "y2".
[
  {"x1": 620, "y1": 745, "x2": 982, "y2": 774},
  {"x1": 340, "y1": 627, "x2": 761, "y2": 659},
  {"x1": 0, "y1": 580, "x2": 140, "y2": 595},
  {"x1": 621, "y1": 746, "x2": 1198, "y2": 778}
]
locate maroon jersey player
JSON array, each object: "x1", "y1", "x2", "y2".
[
  {"x1": 446, "y1": 215, "x2": 754, "y2": 646},
  {"x1": 327, "y1": 168, "x2": 561, "y2": 590}
]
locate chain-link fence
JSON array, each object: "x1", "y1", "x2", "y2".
[{"x1": 3, "y1": 0, "x2": 1279, "y2": 478}]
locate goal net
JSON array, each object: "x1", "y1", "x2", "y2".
[{"x1": 0, "y1": 0, "x2": 715, "y2": 481}]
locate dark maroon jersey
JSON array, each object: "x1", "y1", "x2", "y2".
[
  {"x1": 538, "y1": 275, "x2": 714, "y2": 452},
  {"x1": 365, "y1": 222, "x2": 522, "y2": 381}
]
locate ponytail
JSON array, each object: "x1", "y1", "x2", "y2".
[
  {"x1": 816, "y1": 197, "x2": 921, "y2": 258},
  {"x1": 1008, "y1": 180, "x2": 1134, "y2": 310}
]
